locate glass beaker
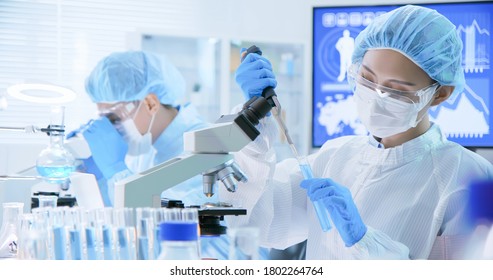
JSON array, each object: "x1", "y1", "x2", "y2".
[{"x1": 0, "y1": 202, "x2": 24, "y2": 259}]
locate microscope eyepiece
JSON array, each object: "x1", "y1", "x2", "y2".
[{"x1": 240, "y1": 96, "x2": 272, "y2": 126}]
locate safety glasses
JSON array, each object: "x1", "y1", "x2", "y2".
[
  {"x1": 98, "y1": 101, "x2": 139, "y2": 124},
  {"x1": 347, "y1": 64, "x2": 439, "y2": 104}
]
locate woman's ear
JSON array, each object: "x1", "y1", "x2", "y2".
[
  {"x1": 430, "y1": 86, "x2": 454, "y2": 106},
  {"x1": 143, "y1": 93, "x2": 160, "y2": 114}
]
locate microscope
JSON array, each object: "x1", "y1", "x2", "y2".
[
  {"x1": 112, "y1": 45, "x2": 279, "y2": 235},
  {"x1": 114, "y1": 45, "x2": 277, "y2": 209},
  {"x1": 114, "y1": 91, "x2": 275, "y2": 207}
]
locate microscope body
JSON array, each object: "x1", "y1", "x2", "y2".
[
  {"x1": 114, "y1": 45, "x2": 275, "y2": 208},
  {"x1": 113, "y1": 110, "x2": 261, "y2": 208}
]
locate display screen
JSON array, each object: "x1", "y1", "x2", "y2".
[{"x1": 312, "y1": 2, "x2": 492, "y2": 148}]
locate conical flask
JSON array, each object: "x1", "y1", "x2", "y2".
[{"x1": 0, "y1": 202, "x2": 24, "y2": 258}]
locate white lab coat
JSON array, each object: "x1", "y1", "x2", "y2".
[{"x1": 219, "y1": 118, "x2": 493, "y2": 259}]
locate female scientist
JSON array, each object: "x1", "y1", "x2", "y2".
[{"x1": 219, "y1": 5, "x2": 493, "y2": 259}]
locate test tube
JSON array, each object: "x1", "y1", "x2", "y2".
[
  {"x1": 31, "y1": 207, "x2": 56, "y2": 259},
  {"x1": 136, "y1": 207, "x2": 154, "y2": 260},
  {"x1": 18, "y1": 213, "x2": 49, "y2": 260},
  {"x1": 298, "y1": 156, "x2": 332, "y2": 232},
  {"x1": 65, "y1": 207, "x2": 85, "y2": 260},
  {"x1": 101, "y1": 208, "x2": 115, "y2": 260},
  {"x1": 84, "y1": 208, "x2": 104, "y2": 260},
  {"x1": 152, "y1": 208, "x2": 167, "y2": 258},
  {"x1": 181, "y1": 208, "x2": 199, "y2": 223},
  {"x1": 51, "y1": 208, "x2": 67, "y2": 260},
  {"x1": 113, "y1": 208, "x2": 136, "y2": 260},
  {"x1": 181, "y1": 208, "x2": 201, "y2": 257}
]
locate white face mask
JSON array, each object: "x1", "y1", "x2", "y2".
[
  {"x1": 354, "y1": 83, "x2": 438, "y2": 138},
  {"x1": 116, "y1": 101, "x2": 157, "y2": 173}
]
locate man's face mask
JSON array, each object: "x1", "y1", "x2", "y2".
[
  {"x1": 99, "y1": 101, "x2": 157, "y2": 172},
  {"x1": 348, "y1": 64, "x2": 440, "y2": 138}
]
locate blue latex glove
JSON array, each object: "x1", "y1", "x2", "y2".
[
  {"x1": 235, "y1": 51, "x2": 277, "y2": 101},
  {"x1": 300, "y1": 178, "x2": 367, "y2": 247},
  {"x1": 67, "y1": 124, "x2": 104, "y2": 180},
  {"x1": 81, "y1": 116, "x2": 128, "y2": 179},
  {"x1": 78, "y1": 156, "x2": 104, "y2": 180}
]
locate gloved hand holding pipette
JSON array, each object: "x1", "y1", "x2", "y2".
[
  {"x1": 236, "y1": 48, "x2": 277, "y2": 101},
  {"x1": 236, "y1": 45, "x2": 335, "y2": 233}
]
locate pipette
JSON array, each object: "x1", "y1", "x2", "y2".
[
  {"x1": 241, "y1": 45, "x2": 332, "y2": 232},
  {"x1": 270, "y1": 98, "x2": 332, "y2": 232}
]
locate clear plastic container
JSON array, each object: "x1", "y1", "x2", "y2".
[{"x1": 157, "y1": 221, "x2": 200, "y2": 260}]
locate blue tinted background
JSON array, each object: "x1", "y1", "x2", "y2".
[{"x1": 312, "y1": 2, "x2": 493, "y2": 148}]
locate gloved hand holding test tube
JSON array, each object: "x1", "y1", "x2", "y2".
[
  {"x1": 297, "y1": 156, "x2": 332, "y2": 232},
  {"x1": 239, "y1": 45, "x2": 332, "y2": 232}
]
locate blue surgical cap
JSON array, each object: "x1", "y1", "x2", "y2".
[
  {"x1": 85, "y1": 51, "x2": 185, "y2": 105},
  {"x1": 352, "y1": 5, "x2": 465, "y2": 96}
]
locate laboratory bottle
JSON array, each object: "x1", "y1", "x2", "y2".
[
  {"x1": 36, "y1": 133, "x2": 75, "y2": 184},
  {"x1": 36, "y1": 106, "x2": 75, "y2": 184},
  {"x1": 157, "y1": 221, "x2": 200, "y2": 260},
  {"x1": 0, "y1": 202, "x2": 24, "y2": 259}
]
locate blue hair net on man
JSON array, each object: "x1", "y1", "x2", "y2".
[
  {"x1": 352, "y1": 5, "x2": 465, "y2": 96},
  {"x1": 85, "y1": 51, "x2": 185, "y2": 105}
]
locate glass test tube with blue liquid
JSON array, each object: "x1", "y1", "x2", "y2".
[{"x1": 297, "y1": 155, "x2": 332, "y2": 232}]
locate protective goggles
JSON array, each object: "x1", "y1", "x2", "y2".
[
  {"x1": 347, "y1": 64, "x2": 440, "y2": 104},
  {"x1": 98, "y1": 101, "x2": 139, "y2": 124}
]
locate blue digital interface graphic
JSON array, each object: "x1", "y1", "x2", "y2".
[{"x1": 312, "y1": 2, "x2": 492, "y2": 148}]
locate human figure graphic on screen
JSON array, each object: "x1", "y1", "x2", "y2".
[{"x1": 335, "y1": 29, "x2": 354, "y2": 82}]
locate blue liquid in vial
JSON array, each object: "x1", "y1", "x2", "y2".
[
  {"x1": 103, "y1": 225, "x2": 114, "y2": 260},
  {"x1": 300, "y1": 163, "x2": 314, "y2": 179},
  {"x1": 300, "y1": 164, "x2": 332, "y2": 232},
  {"x1": 37, "y1": 165, "x2": 75, "y2": 183},
  {"x1": 86, "y1": 227, "x2": 99, "y2": 260},
  {"x1": 70, "y1": 229, "x2": 83, "y2": 260}
]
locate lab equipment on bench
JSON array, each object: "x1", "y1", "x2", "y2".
[
  {"x1": 113, "y1": 61, "x2": 277, "y2": 207},
  {"x1": 0, "y1": 202, "x2": 24, "y2": 259},
  {"x1": 0, "y1": 105, "x2": 102, "y2": 223},
  {"x1": 35, "y1": 106, "x2": 76, "y2": 185},
  {"x1": 0, "y1": 123, "x2": 73, "y2": 188},
  {"x1": 0, "y1": 170, "x2": 104, "y2": 229},
  {"x1": 1, "y1": 106, "x2": 76, "y2": 187}
]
